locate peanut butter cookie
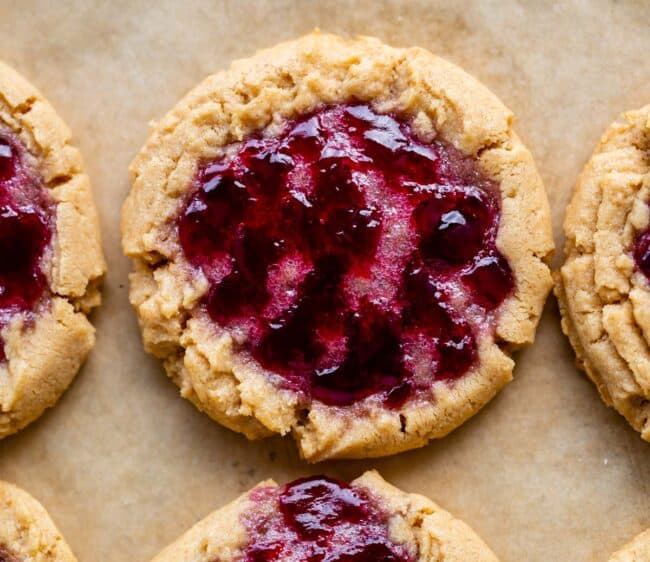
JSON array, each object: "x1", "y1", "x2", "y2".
[
  {"x1": 0, "y1": 480, "x2": 77, "y2": 562},
  {"x1": 0, "y1": 61, "x2": 105, "y2": 438},
  {"x1": 557, "y1": 104, "x2": 650, "y2": 439},
  {"x1": 123, "y1": 32, "x2": 553, "y2": 461},
  {"x1": 149, "y1": 471, "x2": 499, "y2": 562}
]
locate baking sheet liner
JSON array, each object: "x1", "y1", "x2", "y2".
[{"x1": 0, "y1": 1, "x2": 649, "y2": 560}]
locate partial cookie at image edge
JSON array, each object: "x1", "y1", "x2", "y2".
[
  {"x1": 0, "y1": 60, "x2": 106, "y2": 439},
  {"x1": 148, "y1": 470, "x2": 500, "y2": 562},
  {"x1": 556, "y1": 103, "x2": 650, "y2": 440},
  {"x1": 0, "y1": 480, "x2": 78, "y2": 562}
]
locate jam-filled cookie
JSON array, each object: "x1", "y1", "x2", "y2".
[
  {"x1": 557, "y1": 104, "x2": 650, "y2": 439},
  {"x1": 609, "y1": 529, "x2": 650, "y2": 561},
  {"x1": 0, "y1": 480, "x2": 77, "y2": 562},
  {"x1": 0, "y1": 61, "x2": 105, "y2": 438},
  {"x1": 149, "y1": 470, "x2": 499, "y2": 562},
  {"x1": 123, "y1": 32, "x2": 553, "y2": 461}
]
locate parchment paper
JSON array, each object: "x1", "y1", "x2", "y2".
[{"x1": 0, "y1": 1, "x2": 649, "y2": 561}]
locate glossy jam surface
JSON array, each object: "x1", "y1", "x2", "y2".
[
  {"x1": 178, "y1": 104, "x2": 513, "y2": 406},
  {"x1": 241, "y1": 476, "x2": 415, "y2": 562},
  {"x1": 635, "y1": 226, "x2": 650, "y2": 280},
  {"x1": 0, "y1": 134, "x2": 52, "y2": 359}
]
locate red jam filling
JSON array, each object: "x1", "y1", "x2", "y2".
[
  {"x1": 241, "y1": 476, "x2": 416, "y2": 562},
  {"x1": 0, "y1": 134, "x2": 53, "y2": 360},
  {"x1": 635, "y1": 225, "x2": 650, "y2": 280},
  {"x1": 178, "y1": 104, "x2": 514, "y2": 407}
]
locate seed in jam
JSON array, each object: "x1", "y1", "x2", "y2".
[
  {"x1": 178, "y1": 104, "x2": 514, "y2": 407},
  {"x1": 0, "y1": 134, "x2": 53, "y2": 360},
  {"x1": 242, "y1": 476, "x2": 415, "y2": 562}
]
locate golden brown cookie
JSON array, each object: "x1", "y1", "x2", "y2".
[
  {"x1": 609, "y1": 529, "x2": 650, "y2": 561},
  {"x1": 149, "y1": 470, "x2": 499, "y2": 562},
  {"x1": 123, "y1": 32, "x2": 553, "y2": 461},
  {"x1": 0, "y1": 480, "x2": 77, "y2": 562},
  {"x1": 557, "y1": 104, "x2": 650, "y2": 439},
  {"x1": 0, "y1": 61, "x2": 105, "y2": 438}
]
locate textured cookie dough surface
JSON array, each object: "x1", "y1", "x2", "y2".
[
  {"x1": 0, "y1": 61, "x2": 105, "y2": 439},
  {"x1": 609, "y1": 529, "x2": 650, "y2": 562},
  {"x1": 149, "y1": 470, "x2": 500, "y2": 562},
  {"x1": 123, "y1": 32, "x2": 553, "y2": 461},
  {"x1": 557, "y1": 104, "x2": 650, "y2": 439},
  {"x1": 0, "y1": 480, "x2": 77, "y2": 562}
]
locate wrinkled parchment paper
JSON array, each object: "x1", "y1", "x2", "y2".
[{"x1": 0, "y1": 1, "x2": 649, "y2": 560}]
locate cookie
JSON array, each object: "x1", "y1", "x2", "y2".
[
  {"x1": 149, "y1": 470, "x2": 499, "y2": 562},
  {"x1": 0, "y1": 61, "x2": 105, "y2": 438},
  {"x1": 557, "y1": 104, "x2": 650, "y2": 439},
  {"x1": 609, "y1": 529, "x2": 650, "y2": 561},
  {"x1": 0, "y1": 480, "x2": 77, "y2": 562},
  {"x1": 123, "y1": 32, "x2": 553, "y2": 461}
]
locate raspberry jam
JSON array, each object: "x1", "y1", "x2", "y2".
[
  {"x1": 178, "y1": 104, "x2": 513, "y2": 407},
  {"x1": 635, "y1": 226, "x2": 650, "y2": 280},
  {"x1": 0, "y1": 133, "x2": 52, "y2": 360},
  {"x1": 241, "y1": 476, "x2": 416, "y2": 562}
]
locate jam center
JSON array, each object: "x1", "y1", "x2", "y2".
[
  {"x1": 0, "y1": 134, "x2": 53, "y2": 360},
  {"x1": 178, "y1": 104, "x2": 513, "y2": 407},
  {"x1": 241, "y1": 476, "x2": 416, "y2": 562}
]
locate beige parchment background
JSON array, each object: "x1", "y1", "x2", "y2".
[{"x1": 0, "y1": 1, "x2": 649, "y2": 561}]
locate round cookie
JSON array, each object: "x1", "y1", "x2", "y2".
[
  {"x1": 609, "y1": 529, "x2": 650, "y2": 561},
  {"x1": 149, "y1": 470, "x2": 499, "y2": 562},
  {"x1": 123, "y1": 32, "x2": 553, "y2": 461},
  {"x1": 0, "y1": 480, "x2": 77, "y2": 562},
  {"x1": 0, "y1": 61, "x2": 105, "y2": 438},
  {"x1": 557, "y1": 104, "x2": 650, "y2": 439}
]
